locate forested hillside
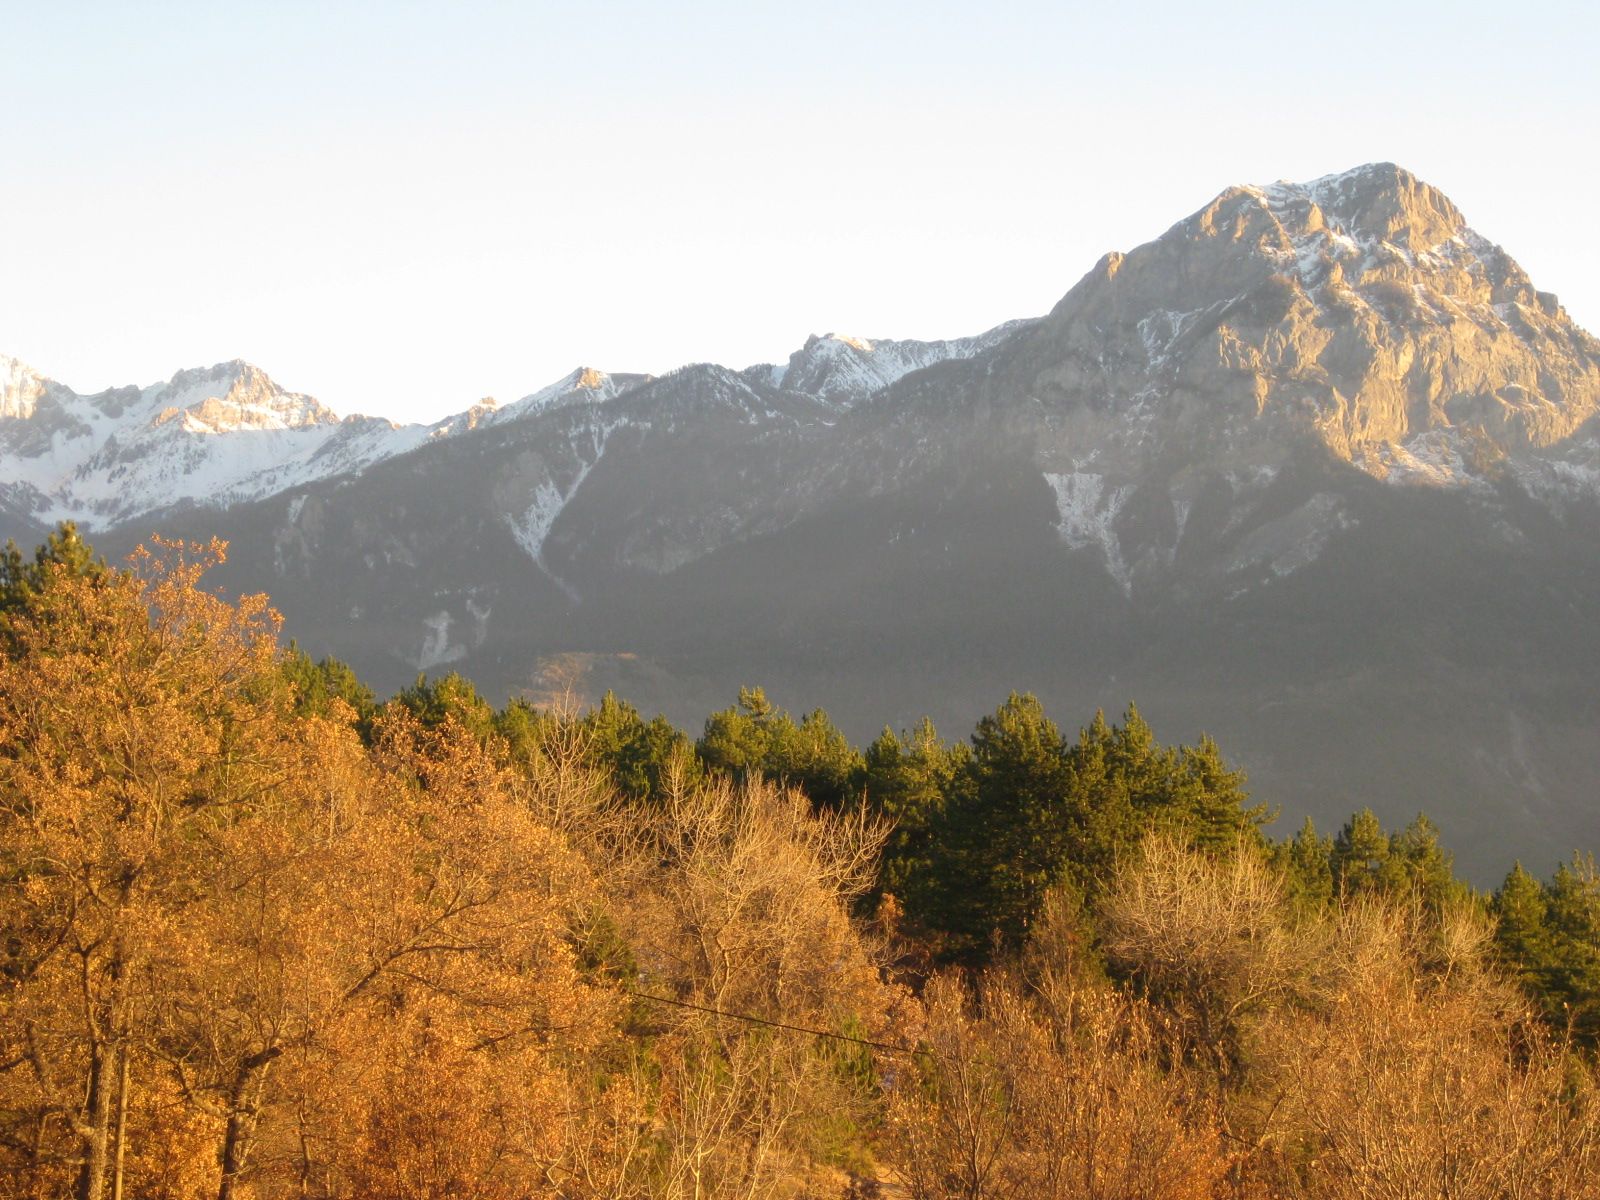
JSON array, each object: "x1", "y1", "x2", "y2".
[{"x1": 3, "y1": 527, "x2": 1599, "y2": 1199}]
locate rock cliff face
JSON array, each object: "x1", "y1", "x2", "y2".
[
  {"x1": 957, "y1": 163, "x2": 1600, "y2": 594},
  {"x1": 5, "y1": 163, "x2": 1600, "y2": 880},
  {"x1": 1048, "y1": 164, "x2": 1596, "y2": 455}
]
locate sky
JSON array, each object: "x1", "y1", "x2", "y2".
[{"x1": 3, "y1": 1, "x2": 1597, "y2": 424}]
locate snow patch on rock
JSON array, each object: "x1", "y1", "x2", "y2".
[
  {"x1": 1044, "y1": 470, "x2": 1133, "y2": 594},
  {"x1": 1354, "y1": 430, "x2": 1485, "y2": 489},
  {"x1": 416, "y1": 610, "x2": 466, "y2": 670},
  {"x1": 775, "y1": 320, "x2": 1035, "y2": 406},
  {"x1": 504, "y1": 426, "x2": 613, "y2": 597}
]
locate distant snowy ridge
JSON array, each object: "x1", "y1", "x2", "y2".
[
  {"x1": 761, "y1": 319, "x2": 1035, "y2": 406},
  {"x1": 0, "y1": 357, "x2": 431, "y2": 529},
  {"x1": 0, "y1": 356, "x2": 652, "y2": 531},
  {"x1": 0, "y1": 319, "x2": 1010, "y2": 532},
  {"x1": 488, "y1": 367, "x2": 650, "y2": 425}
]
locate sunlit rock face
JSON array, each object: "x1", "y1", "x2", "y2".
[
  {"x1": 1009, "y1": 163, "x2": 1599, "y2": 473},
  {"x1": 960, "y1": 163, "x2": 1600, "y2": 595}
]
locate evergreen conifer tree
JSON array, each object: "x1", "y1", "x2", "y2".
[
  {"x1": 1332, "y1": 808, "x2": 1395, "y2": 897},
  {"x1": 1278, "y1": 816, "x2": 1335, "y2": 912}
]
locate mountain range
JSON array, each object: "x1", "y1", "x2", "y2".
[{"x1": 4, "y1": 162, "x2": 1599, "y2": 880}]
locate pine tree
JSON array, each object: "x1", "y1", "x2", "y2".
[
  {"x1": 697, "y1": 687, "x2": 862, "y2": 808},
  {"x1": 1178, "y1": 734, "x2": 1266, "y2": 850},
  {"x1": 392, "y1": 671, "x2": 496, "y2": 740},
  {"x1": 767, "y1": 707, "x2": 865, "y2": 809},
  {"x1": 282, "y1": 644, "x2": 377, "y2": 729},
  {"x1": 1278, "y1": 816, "x2": 1335, "y2": 912},
  {"x1": 0, "y1": 521, "x2": 106, "y2": 647},
  {"x1": 698, "y1": 685, "x2": 782, "y2": 776},
  {"x1": 865, "y1": 717, "x2": 968, "y2": 913},
  {"x1": 1332, "y1": 808, "x2": 1395, "y2": 898},
  {"x1": 1063, "y1": 709, "x2": 1141, "y2": 884},
  {"x1": 1389, "y1": 813, "x2": 1465, "y2": 911},
  {"x1": 1543, "y1": 854, "x2": 1600, "y2": 1039},
  {"x1": 581, "y1": 690, "x2": 698, "y2": 802},
  {"x1": 930, "y1": 693, "x2": 1072, "y2": 954},
  {"x1": 1494, "y1": 861, "x2": 1556, "y2": 1015}
]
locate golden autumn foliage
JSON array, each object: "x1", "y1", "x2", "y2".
[{"x1": 2, "y1": 537, "x2": 1598, "y2": 1199}]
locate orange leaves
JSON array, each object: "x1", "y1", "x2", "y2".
[
  {"x1": 0, "y1": 540, "x2": 617, "y2": 1200},
  {"x1": 887, "y1": 971, "x2": 1228, "y2": 1200}
]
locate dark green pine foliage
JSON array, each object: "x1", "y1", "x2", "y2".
[
  {"x1": 1276, "y1": 817, "x2": 1335, "y2": 912},
  {"x1": 770, "y1": 707, "x2": 867, "y2": 809},
  {"x1": 1065, "y1": 706, "x2": 1265, "y2": 891},
  {"x1": 581, "y1": 691, "x2": 700, "y2": 803},
  {"x1": 1065, "y1": 705, "x2": 1266, "y2": 882},
  {"x1": 935, "y1": 692, "x2": 1072, "y2": 955},
  {"x1": 864, "y1": 717, "x2": 970, "y2": 917},
  {"x1": 1061, "y1": 709, "x2": 1144, "y2": 885},
  {"x1": 1492, "y1": 856, "x2": 1600, "y2": 1041},
  {"x1": 1543, "y1": 855, "x2": 1600, "y2": 1039},
  {"x1": 697, "y1": 685, "x2": 778, "y2": 775},
  {"x1": 282, "y1": 644, "x2": 378, "y2": 731},
  {"x1": 1387, "y1": 813, "x2": 1467, "y2": 912},
  {"x1": 392, "y1": 671, "x2": 498, "y2": 741},
  {"x1": 864, "y1": 723, "x2": 972, "y2": 921},
  {"x1": 493, "y1": 697, "x2": 563, "y2": 765},
  {"x1": 1329, "y1": 809, "x2": 1467, "y2": 911},
  {"x1": 1494, "y1": 862, "x2": 1557, "y2": 1012},
  {"x1": 1178, "y1": 734, "x2": 1269, "y2": 850},
  {"x1": 697, "y1": 686, "x2": 864, "y2": 809},
  {"x1": 908, "y1": 696, "x2": 1267, "y2": 960},
  {"x1": 1331, "y1": 808, "x2": 1395, "y2": 898},
  {"x1": 0, "y1": 521, "x2": 105, "y2": 645}
]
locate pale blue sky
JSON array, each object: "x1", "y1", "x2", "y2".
[{"x1": 4, "y1": 1, "x2": 1596, "y2": 422}]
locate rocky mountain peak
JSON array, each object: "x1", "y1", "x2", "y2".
[
  {"x1": 1289, "y1": 161, "x2": 1465, "y2": 251},
  {"x1": 778, "y1": 323, "x2": 1034, "y2": 406},
  {"x1": 151, "y1": 360, "x2": 342, "y2": 433},
  {"x1": 489, "y1": 366, "x2": 639, "y2": 426},
  {"x1": 1019, "y1": 164, "x2": 1600, "y2": 489},
  {"x1": 0, "y1": 353, "x2": 49, "y2": 421}
]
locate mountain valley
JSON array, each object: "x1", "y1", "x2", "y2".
[{"x1": 6, "y1": 162, "x2": 1599, "y2": 880}]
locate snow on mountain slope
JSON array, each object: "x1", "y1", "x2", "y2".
[
  {"x1": 0, "y1": 311, "x2": 1035, "y2": 535},
  {"x1": 0, "y1": 357, "x2": 442, "y2": 529},
  {"x1": 0, "y1": 356, "x2": 661, "y2": 531},
  {"x1": 759, "y1": 320, "x2": 1035, "y2": 406},
  {"x1": 487, "y1": 367, "x2": 651, "y2": 425}
]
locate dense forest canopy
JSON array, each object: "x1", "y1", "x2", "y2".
[{"x1": 2, "y1": 525, "x2": 1598, "y2": 1199}]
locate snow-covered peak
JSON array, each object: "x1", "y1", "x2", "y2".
[
  {"x1": 426, "y1": 397, "x2": 501, "y2": 439},
  {"x1": 612, "y1": 361, "x2": 834, "y2": 430},
  {"x1": 0, "y1": 355, "x2": 436, "y2": 529},
  {"x1": 773, "y1": 320, "x2": 1033, "y2": 406},
  {"x1": 811, "y1": 332, "x2": 876, "y2": 354},
  {"x1": 489, "y1": 366, "x2": 646, "y2": 425},
  {"x1": 140, "y1": 360, "x2": 343, "y2": 435}
]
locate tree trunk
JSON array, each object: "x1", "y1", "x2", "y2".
[
  {"x1": 216, "y1": 1046, "x2": 282, "y2": 1200},
  {"x1": 73, "y1": 1038, "x2": 117, "y2": 1200},
  {"x1": 110, "y1": 1046, "x2": 130, "y2": 1200}
]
